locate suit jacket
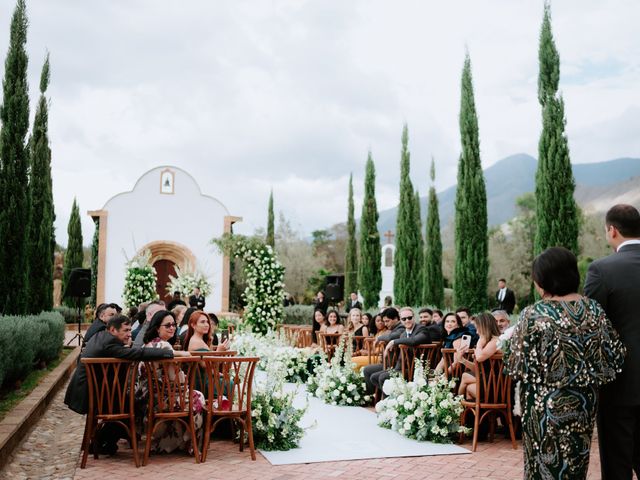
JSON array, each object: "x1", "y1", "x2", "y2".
[
  {"x1": 392, "y1": 324, "x2": 431, "y2": 370},
  {"x1": 189, "y1": 294, "x2": 205, "y2": 310},
  {"x1": 83, "y1": 319, "x2": 106, "y2": 345},
  {"x1": 346, "y1": 300, "x2": 363, "y2": 313},
  {"x1": 496, "y1": 288, "x2": 516, "y2": 314},
  {"x1": 377, "y1": 322, "x2": 406, "y2": 343},
  {"x1": 64, "y1": 330, "x2": 174, "y2": 414},
  {"x1": 584, "y1": 243, "x2": 640, "y2": 405}
]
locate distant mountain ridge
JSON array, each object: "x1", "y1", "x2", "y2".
[{"x1": 375, "y1": 154, "x2": 640, "y2": 235}]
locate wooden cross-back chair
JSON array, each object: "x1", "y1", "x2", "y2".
[
  {"x1": 399, "y1": 344, "x2": 440, "y2": 381},
  {"x1": 364, "y1": 337, "x2": 383, "y2": 365},
  {"x1": 200, "y1": 356, "x2": 260, "y2": 462},
  {"x1": 318, "y1": 332, "x2": 342, "y2": 360},
  {"x1": 142, "y1": 356, "x2": 202, "y2": 465},
  {"x1": 80, "y1": 358, "x2": 139, "y2": 468},
  {"x1": 297, "y1": 326, "x2": 313, "y2": 348},
  {"x1": 351, "y1": 335, "x2": 368, "y2": 356},
  {"x1": 441, "y1": 348, "x2": 468, "y2": 393},
  {"x1": 459, "y1": 353, "x2": 517, "y2": 452}
]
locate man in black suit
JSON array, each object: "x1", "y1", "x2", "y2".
[
  {"x1": 495, "y1": 278, "x2": 516, "y2": 314},
  {"x1": 189, "y1": 287, "x2": 206, "y2": 310},
  {"x1": 418, "y1": 307, "x2": 442, "y2": 342},
  {"x1": 84, "y1": 303, "x2": 118, "y2": 345},
  {"x1": 64, "y1": 315, "x2": 190, "y2": 452},
  {"x1": 363, "y1": 307, "x2": 430, "y2": 395},
  {"x1": 345, "y1": 292, "x2": 363, "y2": 313},
  {"x1": 584, "y1": 204, "x2": 640, "y2": 480}
]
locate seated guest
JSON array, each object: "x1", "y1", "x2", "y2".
[
  {"x1": 311, "y1": 309, "x2": 327, "y2": 345},
  {"x1": 132, "y1": 300, "x2": 165, "y2": 346},
  {"x1": 363, "y1": 307, "x2": 430, "y2": 395},
  {"x1": 348, "y1": 308, "x2": 368, "y2": 336},
  {"x1": 491, "y1": 309, "x2": 511, "y2": 333},
  {"x1": 365, "y1": 313, "x2": 378, "y2": 335},
  {"x1": 135, "y1": 310, "x2": 205, "y2": 454},
  {"x1": 84, "y1": 303, "x2": 118, "y2": 345},
  {"x1": 179, "y1": 307, "x2": 198, "y2": 341},
  {"x1": 127, "y1": 306, "x2": 138, "y2": 320},
  {"x1": 325, "y1": 309, "x2": 344, "y2": 335},
  {"x1": 64, "y1": 315, "x2": 189, "y2": 454},
  {"x1": 434, "y1": 312, "x2": 468, "y2": 374},
  {"x1": 456, "y1": 307, "x2": 478, "y2": 346},
  {"x1": 167, "y1": 291, "x2": 186, "y2": 311},
  {"x1": 183, "y1": 311, "x2": 229, "y2": 353},
  {"x1": 418, "y1": 307, "x2": 443, "y2": 342},
  {"x1": 418, "y1": 308, "x2": 433, "y2": 325},
  {"x1": 352, "y1": 314, "x2": 388, "y2": 370},
  {"x1": 432, "y1": 309, "x2": 444, "y2": 324},
  {"x1": 455, "y1": 312, "x2": 501, "y2": 400}
]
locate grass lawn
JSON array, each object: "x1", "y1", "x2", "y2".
[{"x1": 0, "y1": 348, "x2": 73, "y2": 422}]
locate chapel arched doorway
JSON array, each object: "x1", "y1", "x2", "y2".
[{"x1": 153, "y1": 259, "x2": 177, "y2": 305}]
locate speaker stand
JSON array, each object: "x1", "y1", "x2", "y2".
[{"x1": 65, "y1": 298, "x2": 85, "y2": 347}]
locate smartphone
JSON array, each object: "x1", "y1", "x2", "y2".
[
  {"x1": 460, "y1": 334, "x2": 471, "y2": 349},
  {"x1": 221, "y1": 329, "x2": 229, "y2": 342}
]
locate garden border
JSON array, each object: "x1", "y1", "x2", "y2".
[{"x1": 0, "y1": 345, "x2": 80, "y2": 471}]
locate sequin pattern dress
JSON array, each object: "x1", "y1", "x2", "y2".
[{"x1": 506, "y1": 297, "x2": 625, "y2": 479}]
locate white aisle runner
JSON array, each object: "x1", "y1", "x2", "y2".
[{"x1": 256, "y1": 374, "x2": 470, "y2": 465}]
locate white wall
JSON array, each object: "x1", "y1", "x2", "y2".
[
  {"x1": 101, "y1": 166, "x2": 230, "y2": 311},
  {"x1": 379, "y1": 244, "x2": 395, "y2": 307}
]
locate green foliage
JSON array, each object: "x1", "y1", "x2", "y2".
[
  {"x1": 413, "y1": 189, "x2": 424, "y2": 299},
  {"x1": 0, "y1": 0, "x2": 30, "y2": 314},
  {"x1": 454, "y1": 54, "x2": 488, "y2": 312},
  {"x1": 423, "y1": 159, "x2": 444, "y2": 307},
  {"x1": 266, "y1": 190, "x2": 275, "y2": 248},
  {"x1": 213, "y1": 234, "x2": 284, "y2": 334},
  {"x1": 534, "y1": 5, "x2": 579, "y2": 256},
  {"x1": 358, "y1": 152, "x2": 382, "y2": 308},
  {"x1": 26, "y1": 54, "x2": 55, "y2": 314},
  {"x1": 62, "y1": 199, "x2": 84, "y2": 307},
  {"x1": 90, "y1": 217, "x2": 99, "y2": 307},
  {"x1": 394, "y1": 125, "x2": 422, "y2": 306},
  {"x1": 306, "y1": 267, "x2": 331, "y2": 302},
  {"x1": 0, "y1": 311, "x2": 65, "y2": 388},
  {"x1": 282, "y1": 305, "x2": 314, "y2": 325},
  {"x1": 53, "y1": 305, "x2": 83, "y2": 324},
  {"x1": 344, "y1": 173, "x2": 358, "y2": 302}
]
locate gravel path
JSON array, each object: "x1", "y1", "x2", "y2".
[{"x1": 0, "y1": 380, "x2": 84, "y2": 480}]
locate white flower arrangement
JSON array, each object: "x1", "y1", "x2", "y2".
[
  {"x1": 251, "y1": 359, "x2": 307, "y2": 451},
  {"x1": 376, "y1": 361, "x2": 468, "y2": 443},
  {"x1": 166, "y1": 264, "x2": 212, "y2": 297},
  {"x1": 122, "y1": 249, "x2": 158, "y2": 309},
  {"x1": 232, "y1": 330, "x2": 314, "y2": 383},
  {"x1": 307, "y1": 336, "x2": 371, "y2": 406}
]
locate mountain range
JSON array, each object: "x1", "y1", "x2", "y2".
[{"x1": 375, "y1": 154, "x2": 640, "y2": 236}]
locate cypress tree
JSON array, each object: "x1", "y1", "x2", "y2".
[
  {"x1": 0, "y1": 0, "x2": 30, "y2": 314},
  {"x1": 26, "y1": 54, "x2": 55, "y2": 313},
  {"x1": 266, "y1": 189, "x2": 275, "y2": 248},
  {"x1": 423, "y1": 158, "x2": 444, "y2": 307},
  {"x1": 394, "y1": 124, "x2": 421, "y2": 306},
  {"x1": 534, "y1": 3, "x2": 579, "y2": 255},
  {"x1": 413, "y1": 189, "x2": 424, "y2": 301},
  {"x1": 344, "y1": 173, "x2": 357, "y2": 303},
  {"x1": 358, "y1": 152, "x2": 381, "y2": 308},
  {"x1": 63, "y1": 199, "x2": 84, "y2": 307},
  {"x1": 454, "y1": 54, "x2": 488, "y2": 312}
]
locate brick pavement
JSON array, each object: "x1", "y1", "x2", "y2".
[{"x1": 0, "y1": 376, "x2": 609, "y2": 480}]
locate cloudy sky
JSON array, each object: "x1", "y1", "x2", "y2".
[{"x1": 1, "y1": 0, "x2": 639, "y2": 245}]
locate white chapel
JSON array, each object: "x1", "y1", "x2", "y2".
[{"x1": 89, "y1": 166, "x2": 240, "y2": 313}]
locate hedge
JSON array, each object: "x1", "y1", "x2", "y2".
[
  {"x1": 53, "y1": 305, "x2": 83, "y2": 324},
  {"x1": 0, "y1": 311, "x2": 65, "y2": 388}
]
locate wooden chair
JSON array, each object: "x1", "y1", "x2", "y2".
[
  {"x1": 441, "y1": 348, "x2": 467, "y2": 393},
  {"x1": 318, "y1": 332, "x2": 342, "y2": 360},
  {"x1": 142, "y1": 356, "x2": 202, "y2": 465},
  {"x1": 297, "y1": 327, "x2": 313, "y2": 348},
  {"x1": 351, "y1": 335, "x2": 368, "y2": 356},
  {"x1": 80, "y1": 358, "x2": 139, "y2": 468},
  {"x1": 200, "y1": 356, "x2": 260, "y2": 462},
  {"x1": 399, "y1": 344, "x2": 439, "y2": 381},
  {"x1": 459, "y1": 353, "x2": 517, "y2": 452},
  {"x1": 191, "y1": 350, "x2": 238, "y2": 357}
]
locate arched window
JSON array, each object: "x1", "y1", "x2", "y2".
[{"x1": 385, "y1": 247, "x2": 393, "y2": 267}]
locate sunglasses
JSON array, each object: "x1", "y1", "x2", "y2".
[
  {"x1": 160, "y1": 322, "x2": 177, "y2": 329},
  {"x1": 400, "y1": 315, "x2": 414, "y2": 321}
]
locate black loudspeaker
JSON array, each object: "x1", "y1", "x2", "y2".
[
  {"x1": 64, "y1": 268, "x2": 92, "y2": 298},
  {"x1": 324, "y1": 274, "x2": 345, "y2": 303}
]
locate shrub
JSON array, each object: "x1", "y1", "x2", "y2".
[
  {"x1": 282, "y1": 305, "x2": 314, "y2": 325},
  {"x1": 0, "y1": 311, "x2": 65, "y2": 388},
  {"x1": 53, "y1": 305, "x2": 82, "y2": 324}
]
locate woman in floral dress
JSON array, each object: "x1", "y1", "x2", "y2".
[
  {"x1": 135, "y1": 310, "x2": 205, "y2": 455},
  {"x1": 506, "y1": 247, "x2": 625, "y2": 479}
]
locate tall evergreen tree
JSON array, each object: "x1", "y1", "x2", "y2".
[
  {"x1": 534, "y1": 3, "x2": 579, "y2": 255},
  {"x1": 423, "y1": 158, "x2": 444, "y2": 307},
  {"x1": 454, "y1": 54, "x2": 488, "y2": 312},
  {"x1": 358, "y1": 152, "x2": 381, "y2": 308},
  {"x1": 0, "y1": 0, "x2": 30, "y2": 314},
  {"x1": 26, "y1": 54, "x2": 55, "y2": 313},
  {"x1": 394, "y1": 124, "x2": 421, "y2": 306},
  {"x1": 344, "y1": 173, "x2": 357, "y2": 303},
  {"x1": 266, "y1": 189, "x2": 275, "y2": 248},
  {"x1": 413, "y1": 189, "x2": 424, "y2": 301},
  {"x1": 63, "y1": 199, "x2": 84, "y2": 307}
]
